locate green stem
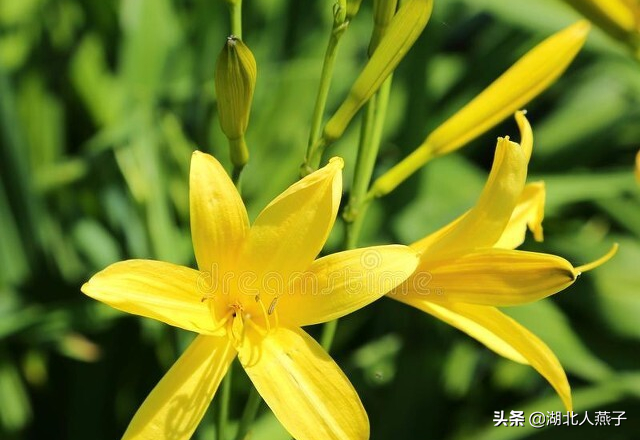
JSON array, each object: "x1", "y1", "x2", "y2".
[
  {"x1": 217, "y1": 366, "x2": 233, "y2": 440},
  {"x1": 322, "y1": 107, "x2": 375, "y2": 345},
  {"x1": 218, "y1": 5, "x2": 243, "y2": 438},
  {"x1": 308, "y1": 25, "x2": 346, "y2": 147},
  {"x1": 344, "y1": 97, "x2": 377, "y2": 249},
  {"x1": 320, "y1": 97, "x2": 377, "y2": 351},
  {"x1": 228, "y1": 0, "x2": 243, "y2": 39},
  {"x1": 301, "y1": 137, "x2": 327, "y2": 176},
  {"x1": 229, "y1": 132, "x2": 248, "y2": 192},
  {"x1": 321, "y1": 63, "x2": 393, "y2": 355},
  {"x1": 320, "y1": 318, "x2": 339, "y2": 350},
  {"x1": 233, "y1": 386, "x2": 262, "y2": 440},
  {"x1": 344, "y1": 74, "x2": 393, "y2": 249},
  {"x1": 231, "y1": 165, "x2": 244, "y2": 192},
  {"x1": 303, "y1": 4, "x2": 350, "y2": 174}
]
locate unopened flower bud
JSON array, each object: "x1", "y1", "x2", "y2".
[
  {"x1": 346, "y1": 0, "x2": 364, "y2": 21},
  {"x1": 214, "y1": 36, "x2": 256, "y2": 167},
  {"x1": 370, "y1": 0, "x2": 399, "y2": 54}
]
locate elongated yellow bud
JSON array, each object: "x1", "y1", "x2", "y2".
[
  {"x1": 214, "y1": 36, "x2": 256, "y2": 168},
  {"x1": 635, "y1": 150, "x2": 640, "y2": 183},
  {"x1": 371, "y1": 21, "x2": 589, "y2": 197},
  {"x1": 429, "y1": 20, "x2": 589, "y2": 157},
  {"x1": 323, "y1": 0, "x2": 433, "y2": 144},
  {"x1": 370, "y1": 0, "x2": 399, "y2": 54},
  {"x1": 564, "y1": 0, "x2": 640, "y2": 51}
]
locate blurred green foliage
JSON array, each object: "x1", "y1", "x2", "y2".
[{"x1": 0, "y1": 0, "x2": 639, "y2": 439}]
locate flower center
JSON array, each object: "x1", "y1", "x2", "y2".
[{"x1": 204, "y1": 294, "x2": 280, "y2": 346}]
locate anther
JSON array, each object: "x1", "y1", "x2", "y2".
[
  {"x1": 254, "y1": 294, "x2": 272, "y2": 333},
  {"x1": 268, "y1": 296, "x2": 280, "y2": 315}
]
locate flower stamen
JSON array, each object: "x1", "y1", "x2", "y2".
[
  {"x1": 210, "y1": 309, "x2": 235, "y2": 334},
  {"x1": 268, "y1": 296, "x2": 279, "y2": 315},
  {"x1": 254, "y1": 294, "x2": 272, "y2": 333}
]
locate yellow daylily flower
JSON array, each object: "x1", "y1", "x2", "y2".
[
  {"x1": 82, "y1": 152, "x2": 419, "y2": 440},
  {"x1": 387, "y1": 113, "x2": 616, "y2": 411}
]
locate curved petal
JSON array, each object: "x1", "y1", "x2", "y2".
[
  {"x1": 515, "y1": 110, "x2": 533, "y2": 163},
  {"x1": 190, "y1": 151, "x2": 249, "y2": 273},
  {"x1": 239, "y1": 327, "x2": 368, "y2": 440},
  {"x1": 81, "y1": 260, "x2": 222, "y2": 335},
  {"x1": 397, "y1": 249, "x2": 577, "y2": 306},
  {"x1": 494, "y1": 182, "x2": 545, "y2": 250},
  {"x1": 278, "y1": 245, "x2": 419, "y2": 327},
  {"x1": 390, "y1": 298, "x2": 572, "y2": 411},
  {"x1": 412, "y1": 137, "x2": 527, "y2": 258},
  {"x1": 239, "y1": 157, "x2": 343, "y2": 280},
  {"x1": 123, "y1": 335, "x2": 236, "y2": 440}
]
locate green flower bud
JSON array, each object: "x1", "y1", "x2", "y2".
[
  {"x1": 214, "y1": 36, "x2": 256, "y2": 167},
  {"x1": 346, "y1": 0, "x2": 364, "y2": 21},
  {"x1": 370, "y1": 0, "x2": 399, "y2": 54}
]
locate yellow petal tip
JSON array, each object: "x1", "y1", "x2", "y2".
[
  {"x1": 572, "y1": 19, "x2": 592, "y2": 37},
  {"x1": 575, "y1": 243, "x2": 618, "y2": 274},
  {"x1": 514, "y1": 110, "x2": 533, "y2": 162},
  {"x1": 328, "y1": 156, "x2": 345, "y2": 169}
]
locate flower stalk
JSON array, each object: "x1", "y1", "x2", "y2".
[
  {"x1": 344, "y1": 0, "x2": 398, "y2": 249},
  {"x1": 322, "y1": 0, "x2": 399, "y2": 353},
  {"x1": 217, "y1": 365, "x2": 233, "y2": 440},
  {"x1": 233, "y1": 387, "x2": 262, "y2": 440},
  {"x1": 304, "y1": 1, "x2": 352, "y2": 175},
  {"x1": 225, "y1": 0, "x2": 243, "y2": 39}
]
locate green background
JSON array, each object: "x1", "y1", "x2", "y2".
[{"x1": 1, "y1": 0, "x2": 639, "y2": 439}]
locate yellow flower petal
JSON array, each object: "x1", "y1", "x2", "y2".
[
  {"x1": 494, "y1": 182, "x2": 545, "y2": 250},
  {"x1": 190, "y1": 151, "x2": 249, "y2": 273},
  {"x1": 402, "y1": 249, "x2": 577, "y2": 306},
  {"x1": 278, "y1": 245, "x2": 419, "y2": 327},
  {"x1": 390, "y1": 298, "x2": 572, "y2": 411},
  {"x1": 239, "y1": 327, "x2": 368, "y2": 440},
  {"x1": 240, "y1": 157, "x2": 343, "y2": 281},
  {"x1": 412, "y1": 137, "x2": 527, "y2": 258},
  {"x1": 123, "y1": 335, "x2": 236, "y2": 440},
  {"x1": 81, "y1": 260, "x2": 221, "y2": 335},
  {"x1": 635, "y1": 149, "x2": 640, "y2": 183}
]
